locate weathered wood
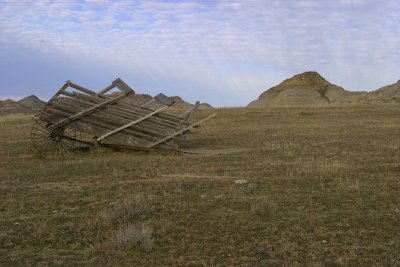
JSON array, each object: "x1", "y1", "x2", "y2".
[
  {"x1": 43, "y1": 106, "x2": 156, "y2": 146},
  {"x1": 181, "y1": 101, "x2": 200, "y2": 121},
  {"x1": 48, "y1": 92, "x2": 131, "y2": 131},
  {"x1": 112, "y1": 78, "x2": 134, "y2": 93},
  {"x1": 37, "y1": 79, "x2": 216, "y2": 152},
  {"x1": 54, "y1": 98, "x2": 172, "y2": 140},
  {"x1": 155, "y1": 93, "x2": 174, "y2": 106},
  {"x1": 54, "y1": 103, "x2": 162, "y2": 140},
  {"x1": 141, "y1": 98, "x2": 156, "y2": 107},
  {"x1": 49, "y1": 83, "x2": 69, "y2": 103},
  {"x1": 98, "y1": 84, "x2": 115, "y2": 95},
  {"x1": 149, "y1": 113, "x2": 217, "y2": 148},
  {"x1": 96, "y1": 105, "x2": 170, "y2": 142},
  {"x1": 59, "y1": 91, "x2": 183, "y2": 132},
  {"x1": 51, "y1": 101, "x2": 167, "y2": 142},
  {"x1": 63, "y1": 91, "x2": 189, "y2": 128},
  {"x1": 66, "y1": 80, "x2": 98, "y2": 96}
]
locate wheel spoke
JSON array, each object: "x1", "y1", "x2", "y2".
[{"x1": 31, "y1": 120, "x2": 82, "y2": 154}]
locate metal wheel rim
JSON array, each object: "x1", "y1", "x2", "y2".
[{"x1": 31, "y1": 120, "x2": 81, "y2": 154}]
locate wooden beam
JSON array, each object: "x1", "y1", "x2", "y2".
[
  {"x1": 181, "y1": 101, "x2": 200, "y2": 121},
  {"x1": 149, "y1": 113, "x2": 217, "y2": 148},
  {"x1": 98, "y1": 84, "x2": 116, "y2": 95},
  {"x1": 48, "y1": 92, "x2": 130, "y2": 131},
  {"x1": 61, "y1": 91, "x2": 184, "y2": 131},
  {"x1": 66, "y1": 80, "x2": 98, "y2": 96},
  {"x1": 155, "y1": 93, "x2": 174, "y2": 106},
  {"x1": 112, "y1": 78, "x2": 134, "y2": 93},
  {"x1": 141, "y1": 98, "x2": 156, "y2": 108},
  {"x1": 49, "y1": 83, "x2": 69, "y2": 102},
  {"x1": 65, "y1": 91, "x2": 190, "y2": 128},
  {"x1": 52, "y1": 99, "x2": 172, "y2": 142},
  {"x1": 96, "y1": 105, "x2": 170, "y2": 142},
  {"x1": 42, "y1": 107, "x2": 155, "y2": 146}
]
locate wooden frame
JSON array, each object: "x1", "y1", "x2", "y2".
[{"x1": 32, "y1": 78, "x2": 216, "y2": 153}]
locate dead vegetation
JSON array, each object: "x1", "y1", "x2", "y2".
[
  {"x1": 115, "y1": 224, "x2": 153, "y2": 252},
  {"x1": 252, "y1": 198, "x2": 278, "y2": 217},
  {"x1": 1, "y1": 105, "x2": 400, "y2": 265},
  {"x1": 100, "y1": 194, "x2": 152, "y2": 225}
]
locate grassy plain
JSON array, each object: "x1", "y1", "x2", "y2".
[{"x1": 0, "y1": 105, "x2": 399, "y2": 266}]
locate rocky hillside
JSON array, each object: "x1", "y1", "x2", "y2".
[
  {"x1": 0, "y1": 95, "x2": 45, "y2": 115},
  {"x1": 355, "y1": 80, "x2": 400, "y2": 104},
  {"x1": 248, "y1": 71, "x2": 366, "y2": 107}
]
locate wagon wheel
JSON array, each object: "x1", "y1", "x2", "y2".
[{"x1": 31, "y1": 120, "x2": 82, "y2": 154}]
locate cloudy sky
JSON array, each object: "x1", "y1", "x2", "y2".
[{"x1": 0, "y1": 0, "x2": 399, "y2": 106}]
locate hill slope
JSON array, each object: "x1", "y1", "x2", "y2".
[
  {"x1": 248, "y1": 71, "x2": 366, "y2": 107},
  {"x1": 0, "y1": 95, "x2": 46, "y2": 115},
  {"x1": 354, "y1": 80, "x2": 400, "y2": 104},
  {"x1": 0, "y1": 99, "x2": 31, "y2": 115},
  {"x1": 17, "y1": 95, "x2": 46, "y2": 112}
]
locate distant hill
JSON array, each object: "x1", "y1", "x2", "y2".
[
  {"x1": 18, "y1": 95, "x2": 46, "y2": 112},
  {"x1": 0, "y1": 95, "x2": 45, "y2": 115},
  {"x1": 248, "y1": 71, "x2": 366, "y2": 107},
  {"x1": 354, "y1": 80, "x2": 400, "y2": 104},
  {"x1": 0, "y1": 99, "x2": 30, "y2": 115}
]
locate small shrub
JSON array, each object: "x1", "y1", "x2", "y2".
[
  {"x1": 252, "y1": 198, "x2": 278, "y2": 217},
  {"x1": 115, "y1": 224, "x2": 153, "y2": 252},
  {"x1": 101, "y1": 194, "x2": 151, "y2": 224}
]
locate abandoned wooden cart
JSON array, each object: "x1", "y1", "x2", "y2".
[{"x1": 31, "y1": 78, "x2": 216, "y2": 153}]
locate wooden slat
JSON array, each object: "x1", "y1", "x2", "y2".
[
  {"x1": 48, "y1": 92, "x2": 130, "y2": 130},
  {"x1": 98, "y1": 84, "x2": 116, "y2": 95},
  {"x1": 96, "y1": 105, "x2": 170, "y2": 142},
  {"x1": 149, "y1": 113, "x2": 217, "y2": 148},
  {"x1": 66, "y1": 80, "x2": 98, "y2": 96},
  {"x1": 141, "y1": 98, "x2": 156, "y2": 107},
  {"x1": 112, "y1": 78, "x2": 134, "y2": 93},
  {"x1": 52, "y1": 100, "x2": 164, "y2": 141},
  {"x1": 65, "y1": 91, "x2": 189, "y2": 128},
  {"x1": 43, "y1": 106, "x2": 155, "y2": 146},
  {"x1": 48, "y1": 83, "x2": 69, "y2": 102},
  {"x1": 55, "y1": 98, "x2": 171, "y2": 140},
  {"x1": 181, "y1": 101, "x2": 200, "y2": 121},
  {"x1": 155, "y1": 93, "x2": 174, "y2": 106},
  {"x1": 60, "y1": 91, "x2": 182, "y2": 132}
]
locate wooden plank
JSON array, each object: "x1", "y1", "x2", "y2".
[
  {"x1": 43, "y1": 106, "x2": 154, "y2": 146},
  {"x1": 96, "y1": 105, "x2": 170, "y2": 142},
  {"x1": 141, "y1": 98, "x2": 156, "y2": 107},
  {"x1": 48, "y1": 92, "x2": 131, "y2": 130},
  {"x1": 181, "y1": 101, "x2": 200, "y2": 121},
  {"x1": 66, "y1": 80, "x2": 98, "y2": 96},
  {"x1": 52, "y1": 100, "x2": 165, "y2": 141},
  {"x1": 60, "y1": 91, "x2": 182, "y2": 132},
  {"x1": 149, "y1": 113, "x2": 217, "y2": 148},
  {"x1": 98, "y1": 84, "x2": 116, "y2": 95},
  {"x1": 48, "y1": 83, "x2": 69, "y2": 103},
  {"x1": 42, "y1": 111, "x2": 146, "y2": 147},
  {"x1": 64, "y1": 91, "x2": 189, "y2": 128},
  {"x1": 55, "y1": 98, "x2": 171, "y2": 140},
  {"x1": 42, "y1": 94, "x2": 181, "y2": 149},
  {"x1": 117, "y1": 96, "x2": 191, "y2": 125},
  {"x1": 155, "y1": 93, "x2": 174, "y2": 106},
  {"x1": 112, "y1": 78, "x2": 134, "y2": 93}
]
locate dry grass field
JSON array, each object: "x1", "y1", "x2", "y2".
[{"x1": 0, "y1": 105, "x2": 399, "y2": 266}]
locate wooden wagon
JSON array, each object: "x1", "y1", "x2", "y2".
[{"x1": 31, "y1": 78, "x2": 216, "y2": 153}]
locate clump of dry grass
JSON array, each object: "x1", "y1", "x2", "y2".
[
  {"x1": 115, "y1": 224, "x2": 153, "y2": 252},
  {"x1": 101, "y1": 194, "x2": 151, "y2": 224},
  {"x1": 252, "y1": 198, "x2": 278, "y2": 217}
]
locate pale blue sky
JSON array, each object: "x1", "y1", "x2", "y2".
[{"x1": 0, "y1": 0, "x2": 399, "y2": 106}]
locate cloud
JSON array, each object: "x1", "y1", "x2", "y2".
[{"x1": 0, "y1": 0, "x2": 399, "y2": 106}]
